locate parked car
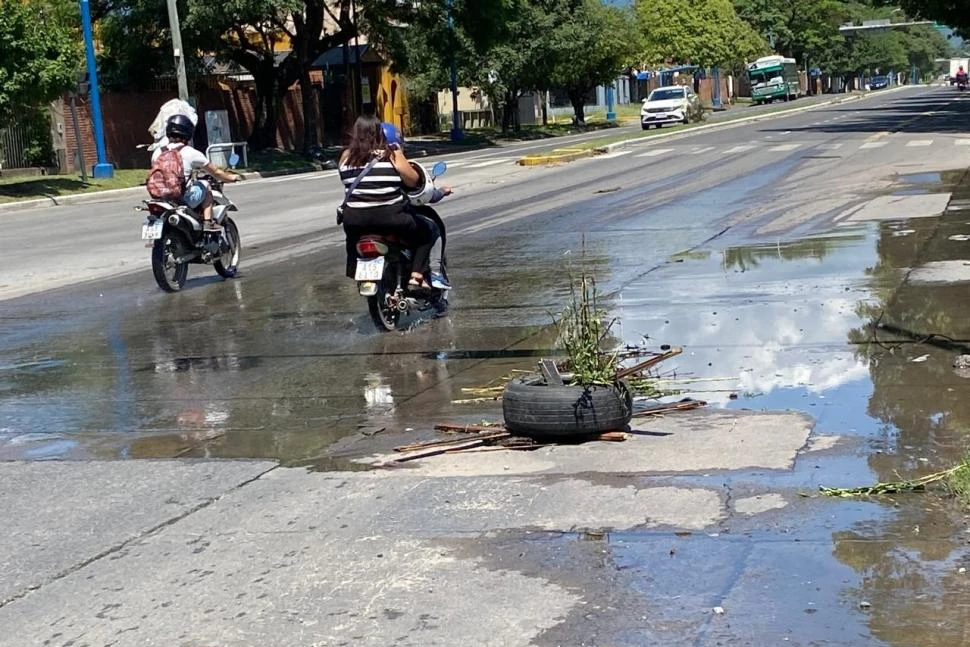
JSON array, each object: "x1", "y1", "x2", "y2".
[
  {"x1": 870, "y1": 76, "x2": 890, "y2": 90},
  {"x1": 640, "y1": 86, "x2": 703, "y2": 130}
]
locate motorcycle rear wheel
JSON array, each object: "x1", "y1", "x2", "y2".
[
  {"x1": 152, "y1": 232, "x2": 189, "y2": 292},
  {"x1": 367, "y1": 264, "x2": 401, "y2": 332}
]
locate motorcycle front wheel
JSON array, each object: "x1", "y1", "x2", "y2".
[
  {"x1": 367, "y1": 263, "x2": 401, "y2": 332},
  {"x1": 214, "y1": 216, "x2": 241, "y2": 279},
  {"x1": 151, "y1": 231, "x2": 189, "y2": 292}
]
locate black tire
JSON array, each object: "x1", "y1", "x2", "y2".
[
  {"x1": 502, "y1": 374, "x2": 633, "y2": 438},
  {"x1": 682, "y1": 113, "x2": 690, "y2": 125},
  {"x1": 214, "y1": 217, "x2": 241, "y2": 279},
  {"x1": 367, "y1": 262, "x2": 401, "y2": 332},
  {"x1": 151, "y1": 231, "x2": 189, "y2": 292},
  {"x1": 641, "y1": 124, "x2": 650, "y2": 131}
]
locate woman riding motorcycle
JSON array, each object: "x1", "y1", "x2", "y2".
[{"x1": 338, "y1": 115, "x2": 448, "y2": 290}]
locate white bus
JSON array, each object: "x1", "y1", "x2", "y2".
[{"x1": 747, "y1": 56, "x2": 800, "y2": 104}]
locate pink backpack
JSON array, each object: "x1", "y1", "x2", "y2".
[{"x1": 146, "y1": 145, "x2": 186, "y2": 200}]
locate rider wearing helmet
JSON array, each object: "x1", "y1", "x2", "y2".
[
  {"x1": 339, "y1": 115, "x2": 449, "y2": 289},
  {"x1": 153, "y1": 114, "x2": 240, "y2": 229},
  {"x1": 957, "y1": 66, "x2": 968, "y2": 85}
]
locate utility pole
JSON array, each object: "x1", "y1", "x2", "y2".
[
  {"x1": 79, "y1": 0, "x2": 113, "y2": 178},
  {"x1": 166, "y1": 0, "x2": 189, "y2": 101},
  {"x1": 446, "y1": 0, "x2": 462, "y2": 141}
]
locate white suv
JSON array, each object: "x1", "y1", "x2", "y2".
[{"x1": 640, "y1": 86, "x2": 703, "y2": 130}]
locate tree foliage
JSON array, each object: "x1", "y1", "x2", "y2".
[
  {"x1": 733, "y1": 0, "x2": 843, "y2": 62},
  {"x1": 0, "y1": 0, "x2": 79, "y2": 128},
  {"x1": 550, "y1": 0, "x2": 639, "y2": 123},
  {"x1": 635, "y1": 0, "x2": 768, "y2": 68}
]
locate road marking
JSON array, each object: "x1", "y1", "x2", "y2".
[
  {"x1": 769, "y1": 143, "x2": 800, "y2": 152},
  {"x1": 818, "y1": 143, "x2": 843, "y2": 150},
  {"x1": 466, "y1": 159, "x2": 509, "y2": 168},
  {"x1": 297, "y1": 171, "x2": 338, "y2": 180},
  {"x1": 905, "y1": 140, "x2": 933, "y2": 147},
  {"x1": 636, "y1": 148, "x2": 674, "y2": 158},
  {"x1": 723, "y1": 145, "x2": 754, "y2": 153},
  {"x1": 689, "y1": 146, "x2": 715, "y2": 155},
  {"x1": 860, "y1": 141, "x2": 887, "y2": 149},
  {"x1": 957, "y1": 139, "x2": 970, "y2": 145},
  {"x1": 596, "y1": 151, "x2": 634, "y2": 160}
]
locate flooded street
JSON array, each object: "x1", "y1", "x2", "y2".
[{"x1": 4, "y1": 86, "x2": 970, "y2": 645}]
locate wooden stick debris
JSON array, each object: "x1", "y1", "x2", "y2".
[
  {"x1": 632, "y1": 400, "x2": 707, "y2": 418},
  {"x1": 391, "y1": 439, "x2": 487, "y2": 462},
  {"x1": 394, "y1": 431, "x2": 511, "y2": 453},
  {"x1": 615, "y1": 347, "x2": 684, "y2": 380},
  {"x1": 433, "y1": 423, "x2": 506, "y2": 434}
]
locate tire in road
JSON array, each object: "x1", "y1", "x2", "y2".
[{"x1": 502, "y1": 374, "x2": 633, "y2": 438}]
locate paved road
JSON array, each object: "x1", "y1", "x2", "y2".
[{"x1": 3, "y1": 85, "x2": 970, "y2": 645}]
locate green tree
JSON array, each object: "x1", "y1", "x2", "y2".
[
  {"x1": 635, "y1": 0, "x2": 768, "y2": 68},
  {"x1": 733, "y1": 0, "x2": 842, "y2": 64},
  {"x1": 550, "y1": 0, "x2": 638, "y2": 124},
  {"x1": 0, "y1": 0, "x2": 79, "y2": 129}
]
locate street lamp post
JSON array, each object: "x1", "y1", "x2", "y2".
[
  {"x1": 606, "y1": 80, "x2": 616, "y2": 121},
  {"x1": 79, "y1": 0, "x2": 113, "y2": 179},
  {"x1": 446, "y1": 0, "x2": 462, "y2": 141},
  {"x1": 711, "y1": 66, "x2": 722, "y2": 108}
]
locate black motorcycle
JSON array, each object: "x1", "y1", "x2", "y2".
[
  {"x1": 137, "y1": 174, "x2": 241, "y2": 292},
  {"x1": 354, "y1": 161, "x2": 450, "y2": 332}
]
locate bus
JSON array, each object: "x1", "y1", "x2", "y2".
[{"x1": 747, "y1": 56, "x2": 800, "y2": 104}]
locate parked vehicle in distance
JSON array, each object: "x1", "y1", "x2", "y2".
[
  {"x1": 747, "y1": 55, "x2": 801, "y2": 104},
  {"x1": 869, "y1": 76, "x2": 890, "y2": 90},
  {"x1": 640, "y1": 86, "x2": 703, "y2": 130}
]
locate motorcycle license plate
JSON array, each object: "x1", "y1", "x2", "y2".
[
  {"x1": 141, "y1": 221, "x2": 163, "y2": 240},
  {"x1": 355, "y1": 257, "x2": 385, "y2": 281}
]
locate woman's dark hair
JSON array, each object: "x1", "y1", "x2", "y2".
[{"x1": 344, "y1": 114, "x2": 387, "y2": 167}]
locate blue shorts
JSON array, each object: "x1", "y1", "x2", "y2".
[{"x1": 182, "y1": 180, "x2": 208, "y2": 208}]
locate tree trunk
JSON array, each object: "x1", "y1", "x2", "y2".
[
  {"x1": 248, "y1": 61, "x2": 281, "y2": 151},
  {"x1": 299, "y1": 65, "x2": 319, "y2": 153},
  {"x1": 567, "y1": 89, "x2": 586, "y2": 125},
  {"x1": 502, "y1": 90, "x2": 519, "y2": 132},
  {"x1": 541, "y1": 91, "x2": 548, "y2": 126}
]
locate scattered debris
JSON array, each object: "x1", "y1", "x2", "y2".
[
  {"x1": 632, "y1": 399, "x2": 706, "y2": 418},
  {"x1": 712, "y1": 606, "x2": 725, "y2": 615},
  {"x1": 859, "y1": 601, "x2": 872, "y2": 611},
  {"x1": 910, "y1": 354, "x2": 930, "y2": 363},
  {"x1": 389, "y1": 425, "x2": 631, "y2": 463},
  {"x1": 820, "y1": 455, "x2": 970, "y2": 505}
]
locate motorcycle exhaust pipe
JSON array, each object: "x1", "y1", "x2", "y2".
[{"x1": 167, "y1": 214, "x2": 180, "y2": 226}]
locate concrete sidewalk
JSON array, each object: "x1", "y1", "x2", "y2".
[{"x1": 0, "y1": 409, "x2": 814, "y2": 646}]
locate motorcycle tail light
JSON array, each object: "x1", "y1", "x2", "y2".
[
  {"x1": 148, "y1": 204, "x2": 167, "y2": 216},
  {"x1": 356, "y1": 238, "x2": 389, "y2": 257}
]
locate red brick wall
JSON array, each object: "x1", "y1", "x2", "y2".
[{"x1": 64, "y1": 83, "x2": 322, "y2": 171}]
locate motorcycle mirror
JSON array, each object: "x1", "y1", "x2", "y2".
[
  {"x1": 228, "y1": 152, "x2": 240, "y2": 168},
  {"x1": 431, "y1": 161, "x2": 447, "y2": 177}
]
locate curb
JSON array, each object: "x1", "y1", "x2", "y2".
[
  {"x1": 0, "y1": 165, "x2": 327, "y2": 214},
  {"x1": 598, "y1": 85, "x2": 913, "y2": 155},
  {"x1": 517, "y1": 148, "x2": 596, "y2": 166}
]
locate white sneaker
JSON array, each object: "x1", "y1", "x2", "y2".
[{"x1": 430, "y1": 272, "x2": 451, "y2": 290}]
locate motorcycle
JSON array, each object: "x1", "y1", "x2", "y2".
[
  {"x1": 137, "y1": 155, "x2": 242, "y2": 292},
  {"x1": 960, "y1": 81, "x2": 967, "y2": 91},
  {"x1": 354, "y1": 160, "x2": 450, "y2": 332}
]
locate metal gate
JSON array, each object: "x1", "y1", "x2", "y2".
[{"x1": 0, "y1": 123, "x2": 31, "y2": 169}]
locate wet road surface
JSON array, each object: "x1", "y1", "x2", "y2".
[{"x1": 4, "y1": 85, "x2": 970, "y2": 645}]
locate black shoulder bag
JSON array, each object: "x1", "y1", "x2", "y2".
[{"x1": 336, "y1": 157, "x2": 379, "y2": 225}]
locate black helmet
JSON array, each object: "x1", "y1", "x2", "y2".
[{"x1": 165, "y1": 114, "x2": 194, "y2": 141}]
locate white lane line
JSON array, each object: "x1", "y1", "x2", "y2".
[
  {"x1": 298, "y1": 171, "x2": 338, "y2": 180},
  {"x1": 723, "y1": 145, "x2": 754, "y2": 153},
  {"x1": 596, "y1": 151, "x2": 634, "y2": 160},
  {"x1": 690, "y1": 146, "x2": 715, "y2": 155},
  {"x1": 466, "y1": 159, "x2": 510, "y2": 169},
  {"x1": 957, "y1": 139, "x2": 970, "y2": 145},
  {"x1": 905, "y1": 140, "x2": 933, "y2": 147},
  {"x1": 818, "y1": 143, "x2": 843, "y2": 150},
  {"x1": 769, "y1": 143, "x2": 800, "y2": 152},
  {"x1": 636, "y1": 148, "x2": 674, "y2": 158},
  {"x1": 859, "y1": 141, "x2": 887, "y2": 149}
]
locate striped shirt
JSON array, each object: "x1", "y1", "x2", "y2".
[{"x1": 339, "y1": 155, "x2": 406, "y2": 210}]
